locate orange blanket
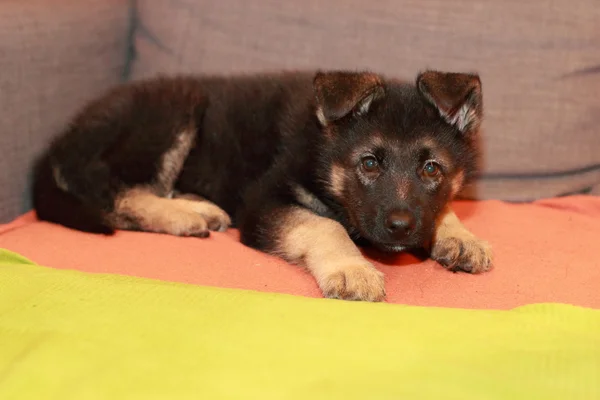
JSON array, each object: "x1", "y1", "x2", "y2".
[{"x1": 1, "y1": 196, "x2": 599, "y2": 309}]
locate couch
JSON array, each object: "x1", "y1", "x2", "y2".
[
  {"x1": 1, "y1": 1, "x2": 599, "y2": 397},
  {"x1": 1, "y1": 0, "x2": 599, "y2": 305}
]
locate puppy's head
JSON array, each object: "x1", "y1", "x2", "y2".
[{"x1": 314, "y1": 69, "x2": 483, "y2": 252}]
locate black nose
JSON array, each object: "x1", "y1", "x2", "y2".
[{"x1": 385, "y1": 210, "x2": 416, "y2": 238}]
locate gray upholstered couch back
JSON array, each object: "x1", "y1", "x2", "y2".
[{"x1": 1, "y1": 0, "x2": 599, "y2": 222}]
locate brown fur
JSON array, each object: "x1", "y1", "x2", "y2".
[
  {"x1": 155, "y1": 128, "x2": 196, "y2": 196},
  {"x1": 329, "y1": 164, "x2": 347, "y2": 198},
  {"x1": 451, "y1": 170, "x2": 465, "y2": 197},
  {"x1": 431, "y1": 207, "x2": 492, "y2": 273},
  {"x1": 418, "y1": 138, "x2": 452, "y2": 168},
  {"x1": 396, "y1": 179, "x2": 411, "y2": 199},
  {"x1": 276, "y1": 207, "x2": 385, "y2": 301}
]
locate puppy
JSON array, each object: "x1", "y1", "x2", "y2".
[{"x1": 33, "y1": 70, "x2": 493, "y2": 301}]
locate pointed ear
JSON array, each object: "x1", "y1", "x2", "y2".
[
  {"x1": 313, "y1": 71, "x2": 385, "y2": 125},
  {"x1": 417, "y1": 70, "x2": 483, "y2": 135}
]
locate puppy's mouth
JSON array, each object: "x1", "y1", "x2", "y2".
[
  {"x1": 353, "y1": 229, "x2": 412, "y2": 253},
  {"x1": 353, "y1": 225, "x2": 419, "y2": 253},
  {"x1": 372, "y1": 242, "x2": 411, "y2": 253},
  {"x1": 370, "y1": 238, "x2": 431, "y2": 254}
]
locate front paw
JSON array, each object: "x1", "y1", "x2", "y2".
[
  {"x1": 319, "y1": 262, "x2": 386, "y2": 302},
  {"x1": 431, "y1": 236, "x2": 493, "y2": 273}
]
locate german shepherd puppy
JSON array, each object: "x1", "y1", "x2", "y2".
[{"x1": 33, "y1": 70, "x2": 492, "y2": 302}]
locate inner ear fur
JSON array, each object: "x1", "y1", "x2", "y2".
[{"x1": 313, "y1": 71, "x2": 385, "y2": 125}]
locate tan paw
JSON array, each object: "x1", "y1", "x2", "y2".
[
  {"x1": 319, "y1": 262, "x2": 386, "y2": 302},
  {"x1": 188, "y1": 202, "x2": 232, "y2": 232},
  {"x1": 431, "y1": 236, "x2": 493, "y2": 273},
  {"x1": 162, "y1": 211, "x2": 209, "y2": 238},
  {"x1": 112, "y1": 188, "x2": 232, "y2": 237},
  {"x1": 164, "y1": 202, "x2": 231, "y2": 237}
]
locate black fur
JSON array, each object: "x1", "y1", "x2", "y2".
[{"x1": 33, "y1": 70, "x2": 482, "y2": 254}]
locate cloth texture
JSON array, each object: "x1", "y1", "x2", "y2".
[
  {"x1": 131, "y1": 0, "x2": 600, "y2": 200},
  {"x1": 0, "y1": 0, "x2": 131, "y2": 223},
  {"x1": 2, "y1": 195, "x2": 599, "y2": 310},
  {"x1": 0, "y1": 249, "x2": 599, "y2": 399}
]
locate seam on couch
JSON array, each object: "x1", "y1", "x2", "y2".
[
  {"x1": 479, "y1": 163, "x2": 600, "y2": 180},
  {"x1": 122, "y1": 0, "x2": 138, "y2": 82},
  {"x1": 559, "y1": 64, "x2": 600, "y2": 79}
]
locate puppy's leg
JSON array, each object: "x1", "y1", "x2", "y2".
[
  {"x1": 106, "y1": 119, "x2": 231, "y2": 236},
  {"x1": 430, "y1": 206, "x2": 492, "y2": 273},
  {"x1": 246, "y1": 206, "x2": 385, "y2": 302},
  {"x1": 109, "y1": 187, "x2": 231, "y2": 237}
]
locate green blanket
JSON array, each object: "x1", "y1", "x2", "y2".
[{"x1": 1, "y1": 249, "x2": 599, "y2": 399}]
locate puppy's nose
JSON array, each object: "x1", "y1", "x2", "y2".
[{"x1": 385, "y1": 210, "x2": 416, "y2": 238}]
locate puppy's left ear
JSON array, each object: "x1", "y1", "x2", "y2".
[
  {"x1": 314, "y1": 71, "x2": 385, "y2": 125},
  {"x1": 417, "y1": 71, "x2": 483, "y2": 136}
]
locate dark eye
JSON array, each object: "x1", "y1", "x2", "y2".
[
  {"x1": 422, "y1": 161, "x2": 441, "y2": 178},
  {"x1": 361, "y1": 156, "x2": 379, "y2": 172}
]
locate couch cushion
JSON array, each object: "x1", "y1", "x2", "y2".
[
  {"x1": 129, "y1": 0, "x2": 600, "y2": 201},
  {"x1": 0, "y1": 0, "x2": 131, "y2": 223},
  {"x1": 1, "y1": 196, "x2": 599, "y2": 309}
]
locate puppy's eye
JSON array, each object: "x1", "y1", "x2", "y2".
[
  {"x1": 361, "y1": 156, "x2": 379, "y2": 172},
  {"x1": 422, "y1": 161, "x2": 441, "y2": 178}
]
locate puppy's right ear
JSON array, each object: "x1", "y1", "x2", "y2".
[{"x1": 313, "y1": 71, "x2": 385, "y2": 126}]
